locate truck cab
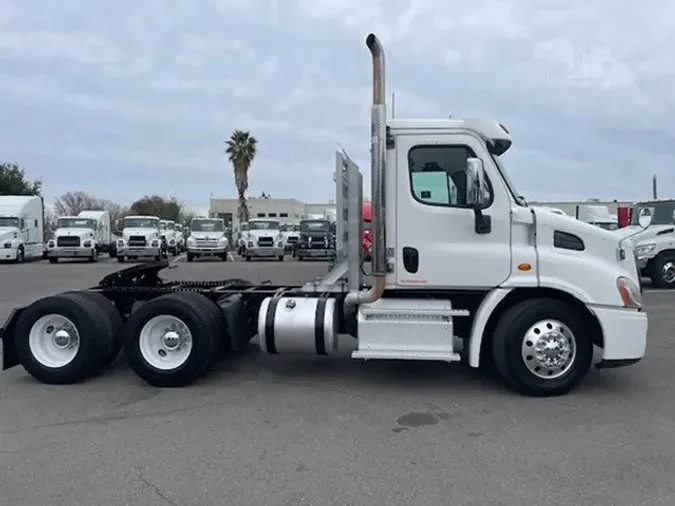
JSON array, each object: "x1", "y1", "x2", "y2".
[
  {"x1": 0, "y1": 196, "x2": 44, "y2": 263},
  {"x1": 243, "y1": 219, "x2": 285, "y2": 261},
  {"x1": 46, "y1": 216, "x2": 100, "y2": 263},
  {"x1": 185, "y1": 217, "x2": 229, "y2": 262},
  {"x1": 577, "y1": 205, "x2": 619, "y2": 231},
  {"x1": 622, "y1": 199, "x2": 675, "y2": 288},
  {"x1": 295, "y1": 219, "x2": 336, "y2": 261},
  {"x1": 280, "y1": 223, "x2": 300, "y2": 254},
  {"x1": 116, "y1": 215, "x2": 163, "y2": 263},
  {"x1": 159, "y1": 220, "x2": 179, "y2": 256}
]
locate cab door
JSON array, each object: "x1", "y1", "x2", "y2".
[{"x1": 395, "y1": 132, "x2": 512, "y2": 289}]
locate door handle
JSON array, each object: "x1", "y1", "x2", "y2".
[{"x1": 402, "y1": 247, "x2": 419, "y2": 273}]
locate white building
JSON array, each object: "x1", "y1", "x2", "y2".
[{"x1": 209, "y1": 197, "x2": 337, "y2": 229}]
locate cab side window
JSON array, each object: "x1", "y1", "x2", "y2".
[{"x1": 408, "y1": 144, "x2": 493, "y2": 209}]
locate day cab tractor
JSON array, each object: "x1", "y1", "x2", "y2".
[{"x1": 0, "y1": 33, "x2": 647, "y2": 397}]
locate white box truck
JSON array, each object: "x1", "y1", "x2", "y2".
[{"x1": 0, "y1": 195, "x2": 45, "y2": 263}]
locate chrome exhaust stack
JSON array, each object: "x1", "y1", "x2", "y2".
[{"x1": 345, "y1": 33, "x2": 387, "y2": 307}]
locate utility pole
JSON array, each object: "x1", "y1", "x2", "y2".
[{"x1": 652, "y1": 174, "x2": 658, "y2": 199}]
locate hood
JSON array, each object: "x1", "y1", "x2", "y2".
[
  {"x1": 249, "y1": 229, "x2": 279, "y2": 239},
  {"x1": 123, "y1": 227, "x2": 159, "y2": 239},
  {"x1": 191, "y1": 231, "x2": 226, "y2": 240},
  {"x1": 55, "y1": 227, "x2": 94, "y2": 238},
  {"x1": 613, "y1": 224, "x2": 674, "y2": 242},
  {"x1": 0, "y1": 226, "x2": 20, "y2": 241}
]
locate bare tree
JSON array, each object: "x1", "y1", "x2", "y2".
[{"x1": 53, "y1": 191, "x2": 103, "y2": 216}]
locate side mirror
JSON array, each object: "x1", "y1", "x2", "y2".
[
  {"x1": 638, "y1": 209, "x2": 652, "y2": 228},
  {"x1": 466, "y1": 158, "x2": 488, "y2": 208},
  {"x1": 671, "y1": 209, "x2": 675, "y2": 225}
]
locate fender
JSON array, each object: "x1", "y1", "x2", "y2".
[{"x1": 467, "y1": 287, "x2": 512, "y2": 367}]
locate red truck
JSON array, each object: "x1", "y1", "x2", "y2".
[{"x1": 362, "y1": 200, "x2": 372, "y2": 259}]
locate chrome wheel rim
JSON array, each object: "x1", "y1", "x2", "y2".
[
  {"x1": 521, "y1": 319, "x2": 576, "y2": 379},
  {"x1": 138, "y1": 315, "x2": 193, "y2": 370}
]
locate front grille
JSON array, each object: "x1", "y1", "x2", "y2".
[
  {"x1": 57, "y1": 236, "x2": 80, "y2": 247},
  {"x1": 129, "y1": 235, "x2": 146, "y2": 247},
  {"x1": 258, "y1": 237, "x2": 274, "y2": 247},
  {"x1": 309, "y1": 236, "x2": 327, "y2": 249},
  {"x1": 197, "y1": 238, "x2": 218, "y2": 247}
]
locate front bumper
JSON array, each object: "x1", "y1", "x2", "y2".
[
  {"x1": 590, "y1": 305, "x2": 647, "y2": 363},
  {"x1": 48, "y1": 247, "x2": 95, "y2": 258},
  {"x1": 296, "y1": 248, "x2": 335, "y2": 258},
  {"x1": 247, "y1": 246, "x2": 284, "y2": 257},
  {"x1": 119, "y1": 246, "x2": 161, "y2": 257},
  {"x1": 0, "y1": 246, "x2": 18, "y2": 261},
  {"x1": 188, "y1": 247, "x2": 228, "y2": 256}
]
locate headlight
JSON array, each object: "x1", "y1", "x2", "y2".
[
  {"x1": 48, "y1": 240, "x2": 55, "y2": 248},
  {"x1": 117, "y1": 239, "x2": 124, "y2": 247},
  {"x1": 278, "y1": 241, "x2": 284, "y2": 248},
  {"x1": 151, "y1": 240, "x2": 159, "y2": 247},
  {"x1": 218, "y1": 236, "x2": 228, "y2": 244},
  {"x1": 187, "y1": 237, "x2": 196, "y2": 245},
  {"x1": 635, "y1": 243, "x2": 655, "y2": 259},
  {"x1": 248, "y1": 241, "x2": 254, "y2": 248},
  {"x1": 83, "y1": 241, "x2": 92, "y2": 247},
  {"x1": 169, "y1": 239, "x2": 175, "y2": 245},
  {"x1": 617, "y1": 276, "x2": 642, "y2": 308}
]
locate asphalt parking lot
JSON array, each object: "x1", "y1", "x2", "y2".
[{"x1": 1, "y1": 255, "x2": 674, "y2": 506}]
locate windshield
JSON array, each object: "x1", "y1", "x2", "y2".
[
  {"x1": 489, "y1": 151, "x2": 526, "y2": 207},
  {"x1": 124, "y1": 217, "x2": 159, "y2": 229},
  {"x1": 58, "y1": 218, "x2": 95, "y2": 229},
  {"x1": 249, "y1": 220, "x2": 279, "y2": 230},
  {"x1": 631, "y1": 201, "x2": 675, "y2": 226},
  {"x1": 301, "y1": 220, "x2": 328, "y2": 232},
  {"x1": 159, "y1": 221, "x2": 167, "y2": 230},
  {"x1": 191, "y1": 219, "x2": 224, "y2": 232},
  {"x1": 0, "y1": 217, "x2": 20, "y2": 228},
  {"x1": 280, "y1": 224, "x2": 289, "y2": 232}
]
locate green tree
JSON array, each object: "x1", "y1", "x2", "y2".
[
  {"x1": 130, "y1": 195, "x2": 182, "y2": 222},
  {"x1": 225, "y1": 130, "x2": 257, "y2": 222},
  {"x1": 0, "y1": 162, "x2": 41, "y2": 196}
]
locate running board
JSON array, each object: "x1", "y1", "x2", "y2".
[{"x1": 351, "y1": 350, "x2": 461, "y2": 361}]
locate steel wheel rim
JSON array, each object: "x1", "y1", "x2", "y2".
[
  {"x1": 521, "y1": 319, "x2": 576, "y2": 380},
  {"x1": 28, "y1": 314, "x2": 80, "y2": 368},
  {"x1": 662, "y1": 261, "x2": 675, "y2": 284},
  {"x1": 138, "y1": 315, "x2": 193, "y2": 370}
]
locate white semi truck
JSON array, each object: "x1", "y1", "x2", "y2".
[
  {"x1": 243, "y1": 218, "x2": 285, "y2": 261},
  {"x1": 577, "y1": 205, "x2": 619, "y2": 231},
  {"x1": 618, "y1": 199, "x2": 675, "y2": 288},
  {"x1": 159, "y1": 220, "x2": 180, "y2": 256},
  {"x1": 0, "y1": 33, "x2": 647, "y2": 397},
  {"x1": 116, "y1": 215, "x2": 163, "y2": 262},
  {"x1": 46, "y1": 210, "x2": 115, "y2": 262},
  {"x1": 185, "y1": 217, "x2": 230, "y2": 262},
  {"x1": 0, "y1": 195, "x2": 45, "y2": 263}
]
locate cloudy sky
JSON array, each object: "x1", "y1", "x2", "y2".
[{"x1": 1, "y1": 0, "x2": 673, "y2": 211}]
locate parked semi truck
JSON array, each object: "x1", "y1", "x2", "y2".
[
  {"x1": 46, "y1": 210, "x2": 115, "y2": 262},
  {"x1": 186, "y1": 217, "x2": 229, "y2": 262},
  {"x1": 618, "y1": 199, "x2": 675, "y2": 288},
  {"x1": 0, "y1": 33, "x2": 647, "y2": 397},
  {"x1": 116, "y1": 215, "x2": 163, "y2": 262},
  {"x1": 295, "y1": 218, "x2": 336, "y2": 261},
  {"x1": 0, "y1": 195, "x2": 45, "y2": 262},
  {"x1": 243, "y1": 218, "x2": 285, "y2": 261}
]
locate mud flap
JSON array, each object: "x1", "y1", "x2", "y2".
[{"x1": 1, "y1": 307, "x2": 23, "y2": 369}]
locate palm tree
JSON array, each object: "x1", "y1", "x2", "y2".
[{"x1": 225, "y1": 130, "x2": 258, "y2": 223}]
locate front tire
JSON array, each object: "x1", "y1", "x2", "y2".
[
  {"x1": 648, "y1": 253, "x2": 675, "y2": 289},
  {"x1": 491, "y1": 298, "x2": 593, "y2": 397}
]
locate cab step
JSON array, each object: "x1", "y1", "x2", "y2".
[{"x1": 352, "y1": 298, "x2": 466, "y2": 362}]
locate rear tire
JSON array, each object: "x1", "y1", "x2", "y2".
[
  {"x1": 118, "y1": 256, "x2": 126, "y2": 263},
  {"x1": 187, "y1": 253, "x2": 194, "y2": 262},
  {"x1": 491, "y1": 298, "x2": 593, "y2": 397},
  {"x1": 72, "y1": 291, "x2": 124, "y2": 370},
  {"x1": 13, "y1": 293, "x2": 112, "y2": 384},
  {"x1": 277, "y1": 255, "x2": 284, "y2": 261},
  {"x1": 48, "y1": 257, "x2": 58, "y2": 264},
  {"x1": 123, "y1": 293, "x2": 219, "y2": 387}
]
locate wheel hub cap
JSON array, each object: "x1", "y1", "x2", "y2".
[
  {"x1": 53, "y1": 329, "x2": 72, "y2": 348},
  {"x1": 662, "y1": 262, "x2": 675, "y2": 283},
  {"x1": 162, "y1": 330, "x2": 180, "y2": 349},
  {"x1": 521, "y1": 319, "x2": 577, "y2": 380}
]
